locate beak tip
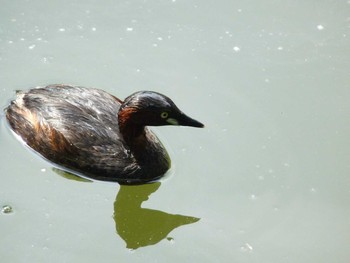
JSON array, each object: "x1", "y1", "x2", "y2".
[{"x1": 177, "y1": 112, "x2": 204, "y2": 128}]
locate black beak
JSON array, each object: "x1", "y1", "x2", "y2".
[{"x1": 176, "y1": 112, "x2": 204, "y2": 128}]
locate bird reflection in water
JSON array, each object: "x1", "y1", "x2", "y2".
[
  {"x1": 54, "y1": 169, "x2": 200, "y2": 249},
  {"x1": 114, "y1": 182, "x2": 200, "y2": 249}
]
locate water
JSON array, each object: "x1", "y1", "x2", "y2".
[{"x1": 1, "y1": 0, "x2": 350, "y2": 262}]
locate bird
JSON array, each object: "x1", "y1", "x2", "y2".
[{"x1": 5, "y1": 84, "x2": 204, "y2": 184}]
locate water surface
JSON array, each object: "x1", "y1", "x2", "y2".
[{"x1": 1, "y1": 0, "x2": 350, "y2": 262}]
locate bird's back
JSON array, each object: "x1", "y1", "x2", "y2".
[{"x1": 5, "y1": 85, "x2": 142, "y2": 181}]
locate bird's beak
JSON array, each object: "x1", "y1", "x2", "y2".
[{"x1": 167, "y1": 112, "x2": 204, "y2": 128}]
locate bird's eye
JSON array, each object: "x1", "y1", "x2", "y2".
[{"x1": 160, "y1": 112, "x2": 168, "y2": 119}]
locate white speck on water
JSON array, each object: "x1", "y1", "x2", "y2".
[
  {"x1": 310, "y1": 187, "x2": 317, "y2": 193},
  {"x1": 91, "y1": 27, "x2": 97, "y2": 31},
  {"x1": 258, "y1": 175, "x2": 264, "y2": 180},
  {"x1": 284, "y1": 162, "x2": 290, "y2": 167},
  {"x1": 157, "y1": 37, "x2": 163, "y2": 41},
  {"x1": 41, "y1": 168, "x2": 46, "y2": 172},
  {"x1": 240, "y1": 243, "x2": 253, "y2": 252},
  {"x1": 59, "y1": 28, "x2": 66, "y2": 32},
  {"x1": 264, "y1": 78, "x2": 270, "y2": 83},
  {"x1": 136, "y1": 68, "x2": 141, "y2": 72},
  {"x1": 41, "y1": 56, "x2": 53, "y2": 64},
  {"x1": 317, "y1": 24, "x2": 324, "y2": 30},
  {"x1": 268, "y1": 169, "x2": 274, "y2": 174},
  {"x1": 28, "y1": 44, "x2": 36, "y2": 50},
  {"x1": 126, "y1": 27, "x2": 133, "y2": 32},
  {"x1": 237, "y1": 8, "x2": 242, "y2": 12},
  {"x1": 250, "y1": 194, "x2": 257, "y2": 200},
  {"x1": 233, "y1": 46, "x2": 240, "y2": 52},
  {"x1": 8, "y1": 40, "x2": 13, "y2": 44},
  {"x1": 238, "y1": 229, "x2": 246, "y2": 234},
  {"x1": 277, "y1": 46, "x2": 283, "y2": 50},
  {"x1": 255, "y1": 164, "x2": 261, "y2": 169},
  {"x1": 152, "y1": 43, "x2": 158, "y2": 47}
]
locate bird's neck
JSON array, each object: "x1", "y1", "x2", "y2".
[{"x1": 118, "y1": 107, "x2": 147, "y2": 153}]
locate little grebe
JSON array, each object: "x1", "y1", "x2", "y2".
[{"x1": 5, "y1": 84, "x2": 204, "y2": 184}]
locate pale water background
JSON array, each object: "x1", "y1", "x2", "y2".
[{"x1": 1, "y1": 0, "x2": 350, "y2": 262}]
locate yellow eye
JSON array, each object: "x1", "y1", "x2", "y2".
[{"x1": 160, "y1": 112, "x2": 168, "y2": 119}]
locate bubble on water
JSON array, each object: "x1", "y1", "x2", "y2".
[
  {"x1": 167, "y1": 237, "x2": 174, "y2": 243},
  {"x1": 233, "y1": 46, "x2": 240, "y2": 52},
  {"x1": 240, "y1": 243, "x2": 253, "y2": 252},
  {"x1": 258, "y1": 175, "x2": 264, "y2": 180},
  {"x1": 126, "y1": 27, "x2": 133, "y2": 32},
  {"x1": 1, "y1": 205, "x2": 13, "y2": 214},
  {"x1": 250, "y1": 194, "x2": 257, "y2": 200},
  {"x1": 58, "y1": 28, "x2": 66, "y2": 32},
  {"x1": 91, "y1": 27, "x2": 97, "y2": 31},
  {"x1": 28, "y1": 44, "x2": 36, "y2": 50},
  {"x1": 238, "y1": 229, "x2": 246, "y2": 234},
  {"x1": 41, "y1": 56, "x2": 53, "y2": 64},
  {"x1": 41, "y1": 168, "x2": 46, "y2": 172},
  {"x1": 310, "y1": 187, "x2": 317, "y2": 193},
  {"x1": 277, "y1": 46, "x2": 283, "y2": 50},
  {"x1": 317, "y1": 25, "x2": 324, "y2": 30}
]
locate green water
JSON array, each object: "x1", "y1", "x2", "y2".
[{"x1": 1, "y1": 0, "x2": 350, "y2": 262}]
